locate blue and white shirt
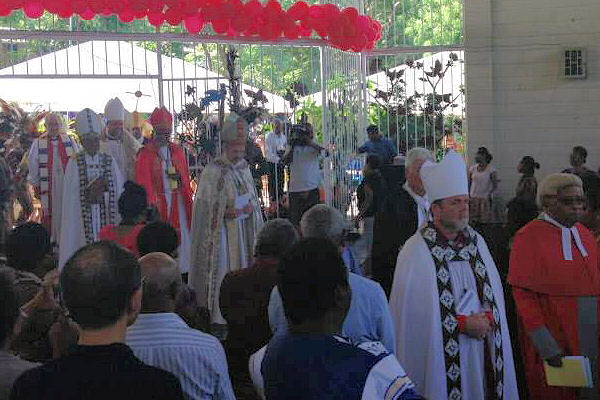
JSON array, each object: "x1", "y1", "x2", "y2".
[
  {"x1": 269, "y1": 273, "x2": 396, "y2": 354},
  {"x1": 126, "y1": 313, "x2": 235, "y2": 400},
  {"x1": 259, "y1": 334, "x2": 422, "y2": 399}
]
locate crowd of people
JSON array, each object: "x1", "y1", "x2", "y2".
[{"x1": 1, "y1": 97, "x2": 600, "y2": 400}]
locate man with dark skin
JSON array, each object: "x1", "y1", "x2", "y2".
[{"x1": 510, "y1": 173, "x2": 600, "y2": 400}]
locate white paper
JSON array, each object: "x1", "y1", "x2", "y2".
[{"x1": 235, "y1": 193, "x2": 251, "y2": 220}]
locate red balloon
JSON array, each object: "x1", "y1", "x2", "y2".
[
  {"x1": 231, "y1": 15, "x2": 250, "y2": 33},
  {"x1": 287, "y1": 1, "x2": 308, "y2": 20},
  {"x1": 298, "y1": 26, "x2": 311, "y2": 37},
  {"x1": 79, "y1": 7, "x2": 96, "y2": 20},
  {"x1": 42, "y1": 0, "x2": 58, "y2": 13},
  {"x1": 147, "y1": 11, "x2": 165, "y2": 26},
  {"x1": 56, "y1": 4, "x2": 73, "y2": 18},
  {"x1": 283, "y1": 23, "x2": 300, "y2": 39},
  {"x1": 129, "y1": 0, "x2": 146, "y2": 12},
  {"x1": 0, "y1": 3, "x2": 11, "y2": 16},
  {"x1": 341, "y1": 6, "x2": 358, "y2": 22},
  {"x1": 147, "y1": 0, "x2": 164, "y2": 13},
  {"x1": 89, "y1": 0, "x2": 106, "y2": 14},
  {"x1": 118, "y1": 9, "x2": 135, "y2": 22},
  {"x1": 70, "y1": 0, "x2": 87, "y2": 13},
  {"x1": 184, "y1": 14, "x2": 204, "y2": 33},
  {"x1": 3, "y1": 0, "x2": 23, "y2": 10},
  {"x1": 164, "y1": 7, "x2": 183, "y2": 25},
  {"x1": 23, "y1": 1, "x2": 44, "y2": 18},
  {"x1": 211, "y1": 19, "x2": 229, "y2": 34},
  {"x1": 244, "y1": 0, "x2": 262, "y2": 17}
]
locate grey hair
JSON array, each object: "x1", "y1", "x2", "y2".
[
  {"x1": 538, "y1": 173, "x2": 583, "y2": 207},
  {"x1": 405, "y1": 147, "x2": 433, "y2": 168},
  {"x1": 300, "y1": 204, "x2": 346, "y2": 245},
  {"x1": 254, "y1": 219, "x2": 298, "y2": 258}
]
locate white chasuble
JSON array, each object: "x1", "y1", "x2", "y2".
[
  {"x1": 28, "y1": 137, "x2": 81, "y2": 243},
  {"x1": 58, "y1": 153, "x2": 124, "y2": 269},
  {"x1": 389, "y1": 232, "x2": 518, "y2": 400},
  {"x1": 189, "y1": 158, "x2": 264, "y2": 325},
  {"x1": 159, "y1": 147, "x2": 191, "y2": 274}
]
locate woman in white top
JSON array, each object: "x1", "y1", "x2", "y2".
[{"x1": 468, "y1": 147, "x2": 498, "y2": 223}]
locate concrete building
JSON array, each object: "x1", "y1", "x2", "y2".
[{"x1": 464, "y1": 0, "x2": 600, "y2": 198}]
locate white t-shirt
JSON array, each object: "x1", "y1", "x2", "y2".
[
  {"x1": 469, "y1": 164, "x2": 497, "y2": 198},
  {"x1": 289, "y1": 146, "x2": 322, "y2": 193}
]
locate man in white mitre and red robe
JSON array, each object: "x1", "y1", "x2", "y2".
[
  {"x1": 190, "y1": 113, "x2": 263, "y2": 329},
  {"x1": 103, "y1": 97, "x2": 141, "y2": 181},
  {"x1": 59, "y1": 108, "x2": 124, "y2": 269},
  {"x1": 27, "y1": 112, "x2": 80, "y2": 243},
  {"x1": 135, "y1": 107, "x2": 193, "y2": 274},
  {"x1": 389, "y1": 150, "x2": 518, "y2": 400}
]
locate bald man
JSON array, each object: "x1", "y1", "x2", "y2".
[{"x1": 127, "y1": 253, "x2": 235, "y2": 400}]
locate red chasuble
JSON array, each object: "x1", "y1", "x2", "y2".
[
  {"x1": 135, "y1": 142, "x2": 192, "y2": 232},
  {"x1": 509, "y1": 219, "x2": 600, "y2": 399}
]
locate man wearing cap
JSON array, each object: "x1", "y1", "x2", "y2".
[
  {"x1": 389, "y1": 151, "x2": 517, "y2": 399},
  {"x1": 135, "y1": 106, "x2": 193, "y2": 275},
  {"x1": 509, "y1": 173, "x2": 600, "y2": 399},
  {"x1": 190, "y1": 113, "x2": 263, "y2": 333},
  {"x1": 58, "y1": 108, "x2": 124, "y2": 269},
  {"x1": 27, "y1": 113, "x2": 80, "y2": 244},
  {"x1": 103, "y1": 97, "x2": 142, "y2": 181}
]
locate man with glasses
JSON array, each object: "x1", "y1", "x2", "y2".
[
  {"x1": 135, "y1": 107, "x2": 193, "y2": 276},
  {"x1": 509, "y1": 173, "x2": 600, "y2": 399}
]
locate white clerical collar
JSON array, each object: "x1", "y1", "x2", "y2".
[
  {"x1": 539, "y1": 212, "x2": 588, "y2": 261},
  {"x1": 404, "y1": 182, "x2": 429, "y2": 208}
]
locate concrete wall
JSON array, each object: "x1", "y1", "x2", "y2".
[{"x1": 464, "y1": 0, "x2": 600, "y2": 199}]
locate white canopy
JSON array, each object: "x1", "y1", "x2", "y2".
[{"x1": 0, "y1": 40, "x2": 289, "y2": 114}]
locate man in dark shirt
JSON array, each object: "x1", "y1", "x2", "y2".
[
  {"x1": 562, "y1": 145, "x2": 600, "y2": 228},
  {"x1": 10, "y1": 241, "x2": 184, "y2": 400},
  {"x1": 220, "y1": 218, "x2": 298, "y2": 399},
  {"x1": 357, "y1": 125, "x2": 397, "y2": 165},
  {"x1": 258, "y1": 238, "x2": 422, "y2": 400}
]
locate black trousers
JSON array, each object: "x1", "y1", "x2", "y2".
[
  {"x1": 267, "y1": 162, "x2": 285, "y2": 202},
  {"x1": 289, "y1": 188, "x2": 320, "y2": 227}
]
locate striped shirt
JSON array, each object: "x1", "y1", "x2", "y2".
[{"x1": 126, "y1": 313, "x2": 235, "y2": 400}]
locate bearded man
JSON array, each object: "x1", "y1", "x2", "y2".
[
  {"x1": 389, "y1": 150, "x2": 518, "y2": 399},
  {"x1": 189, "y1": 113, "x2": 263, "y2": 330},
  {"x1": 58, "y1": 109, "x2": 124, "y2": 269}
]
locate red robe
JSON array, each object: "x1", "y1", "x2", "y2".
[
  {"x1": 135, "y1": 141, "x2": 192, "y2": 232},
  {"x1": 509, "y1": 219, "x2": 600, "y2": 399}
]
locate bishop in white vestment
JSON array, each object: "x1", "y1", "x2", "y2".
[
  {"x1": 189, "y1": 113, "x2": 263, "y2": 325},
  {"x1": 27, "y1": 113, "x2": 80, "y2": 243},
  {"x1": 102, "y1": 97, "x2": 141, "y2": 181},
  {"x1": 59, "y1": 109, "x2": 124, "y2": 269},
  {"x1": 389, "y1": 151, "x2": 517, "y2": 400}
]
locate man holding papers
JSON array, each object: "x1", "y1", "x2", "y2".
[
  {"x1": 389, "y1": 150, "x2": 518, "y2": 399},
  {"x1": 190, "y1": 113, "x2": 263, "y2": 329},
  {"x1": 509, "y1": 173, "x2": 600, "y2": 399}
]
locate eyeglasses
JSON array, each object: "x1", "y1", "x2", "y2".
[{"x1": 556, "y1": 196, "x2": 586, "y2": 206}]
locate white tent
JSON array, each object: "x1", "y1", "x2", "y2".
[
  {"x1": 300, "y1": 51, "x2": 465, "y2": 116},
  {"x1": 0, "y1": 41, "x2": 289, "y2": 114}
]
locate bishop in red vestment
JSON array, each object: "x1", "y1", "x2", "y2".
[
  {"x1": 509, "y1": 173, "x2": 600, "y2": 400},
  {"x1": 135, "y1": 107, "x2": 193, "y2": 273}
]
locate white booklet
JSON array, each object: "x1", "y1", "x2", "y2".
[{"x1": 235, "y1": 193, "x2": 251, "y2": 220}]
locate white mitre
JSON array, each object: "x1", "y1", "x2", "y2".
[
  {"x1": 75, "y1": 108, "x2": 101, "y2": 136},
  {"x1": 104, "y1": 97, "x2": 125, "y2": 121},
  {"x1": 420, "y1": 150, "x2": 468, "y2": 203}
]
